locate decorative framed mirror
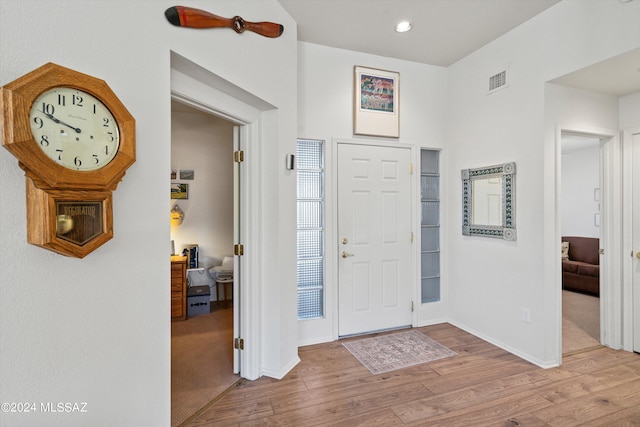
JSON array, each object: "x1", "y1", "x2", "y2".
[{"x1": 462, "y1": 162, "x2": 516, "y2": 240}]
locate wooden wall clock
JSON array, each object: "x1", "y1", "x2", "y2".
[{"x1": 0, "y1": 63, "x2": 135, "y2": 258}]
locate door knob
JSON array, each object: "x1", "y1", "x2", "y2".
[
  {"x1": 636, "y1": 251, "x2": 640, "y2": 259},
  {"x1": 341, "y1": 251, "x2": 354, "y2": 258}
]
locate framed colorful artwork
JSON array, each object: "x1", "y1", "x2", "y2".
[
  {"x1": 354, "y1": 66, "x2": 399, "y2": 138},
  {"x1": 171, "y1": 183, "x2": 189, "y2": 199}
]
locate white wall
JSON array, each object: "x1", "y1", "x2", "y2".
[
  {"x1": 447, "y1": 0, "x2": 640, "y2": 367},
  {"x1": 296, "y1": 42, "x2": 449, "y2": 345},
  {"x1": 620, "y1": 92, "x2": 640, "y2": 129},
  {"x1": 171, "y1": 110, "x2": 234, "y2": 270},
  {"x1": 546, "y1": 82, "x2": 622, "y2": 244},
  {"x1": 0, "y1": 1, "x2": 297, "y2": 425},
  {"x1": 561, "y1": 145, "x2": 600, "y2": 238}
]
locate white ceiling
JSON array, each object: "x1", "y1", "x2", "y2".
[
  {"x1": 277, "y1": 0, "x2": 640, "y2": 96},
  {"x1": 561, "y1": 134, "x2": 601, "y2": 154},
  {"x1": 550, "y1": 47, "x2": 640, "y2": 97},
  {"x1": 277, "y1": 0, "x2": 561, "y2": 67}
]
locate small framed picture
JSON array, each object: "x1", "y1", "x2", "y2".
[
  {"x1": 354, "y1": 66, "x2": 399, "y2": 138},
  {"x1": 180, "y1": 170, "x2": 194, "y2": 180},
  {"x1": 171, "y1": 183, "x2": 189, "y2": 199}
]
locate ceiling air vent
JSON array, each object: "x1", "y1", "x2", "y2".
[{"x1": 488, "y1": 70, "x2": 508, "y2": 94}]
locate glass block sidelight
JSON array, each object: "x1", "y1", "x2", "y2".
[
  {"x1": 296, "y1": 139, "x2": 324, "y2": 170},
  {"x1": 421, "y1": 277, "x2": 441, "y2": 303},
  {"x1": 297, "y1": 230, "x2": 324, "y2": 259},
  {"x1": 297, "y1": 139, "x2": 325, "y2": 319},
  {"x1": 297, "y1": 171, "x2": 323, "y2": 199},
  {"x1": 421, "y1": 175, "x2": 440, "y2": 200},
  {"x1": 421, "y1": 252, "x2": 440, "y2": 278},
  {"x1": 297, "y1": 259, "x2": 323, "y2": 288},
  {"x1": 421, "y1": 201, "x2": 440, "y2": 226},
  {"x1": 421, "y1": 149, "x2": 440, "y2": 304},
  {"x1": 297, "y1": 288, "x2": 324, "y2": 319},
  {"x1": 297, "y1": 200, "x2": 323, "y2": 229},
  {"x1": 421, "y1": 226, "x2": 439, "y2": 252},
  {"x1": 421, "y1": 149, "x2": 439, "y2": 174}
]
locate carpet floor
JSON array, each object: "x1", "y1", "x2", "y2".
[
  {"x1": 171, "y1": 305, "x2": 237, "y2": 427},
  {"x1": 562, "y1": 290, "x2": 600, "y2": 355}
]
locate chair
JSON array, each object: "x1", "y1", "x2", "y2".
[{"x1": 208, "y1": 256, "x2": 234, "y2": 307}]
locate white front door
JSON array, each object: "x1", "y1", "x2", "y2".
[
  {"x1": 337, "y1": 143, "x2": 413, "y2": 336},
  {"x1": 631, "y1": 131, "x2": 640, "y2": 352}
]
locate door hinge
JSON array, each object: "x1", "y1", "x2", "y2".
[
  {"x1": 234, "y1": 150, "x2": 244, "y2": 163},
  {"x1": 410, "y1": 232, "x2": 414, "y2": 243},
  {"x1": 234, "y1": 337, "x2": 245, "y2": 350},
  {"x1": 411, "y1": 301, "x2": 415, "y2": 312},
  {"x1": 409, "y1": 163, "x2": 414, "y2": 174},
  {"x1": 234, "y1": 244, "x2": 244, "y2": 256}
]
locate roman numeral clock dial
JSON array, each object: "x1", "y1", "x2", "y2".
[
  {"x1": 1, "y1": 63, "x2": 135, "y2": 258},
  {"x1": 30, "y1": 88, "x2": 120, "y2": 171}
]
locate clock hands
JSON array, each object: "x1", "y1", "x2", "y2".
[{"x1": 39, "y1": 110, "x2": 82, "y2": 134}]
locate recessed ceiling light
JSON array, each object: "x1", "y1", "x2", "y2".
[{"x1": 395, "y1": 21, "x2": 412, "y2": 33}]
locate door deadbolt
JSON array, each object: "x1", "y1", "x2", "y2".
[{"x1": 341, "y1": 237, "x2": 348, "y2": 245}]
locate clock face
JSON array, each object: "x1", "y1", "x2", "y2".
[{"x1": 29, "y1": 87, "x2": 120, "y2": 171}]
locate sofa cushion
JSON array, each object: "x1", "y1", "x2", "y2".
[
  {"x1": 562, "y1": 260, "x2": 579, "y2": 274},
  {"x1": 578, "y1": 263, "x2": 599, "y2": 278},
  {"x1": 562, "y1": 236, "x2": 599, "y2": 265}
]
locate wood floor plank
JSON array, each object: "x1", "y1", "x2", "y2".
[
  {"x1": 184, "y1": 324, "x2": 640, "y2": 426},
  {"x1": 561, "y1": 347, "x2": 640, "y2": 374},
  {"x1": 392, "y1": 370, "x2": 551, "y2": 423},
  {"x1": 532, "y1": 376, "x2": 640, "y2": 425},
  {"x1": 399, "y1": 391, "x2": 554, "y2": 427},
  {"x1": 221, "y1": 377, "x2": 308, "y2": 404},
  {"x1": 315, "y1": 408, "x2": 405, "y2": 427},
  {"x1": 579, "y1": 406, "x2": 640, "y2": 426},
  {"x1": 246, "y1": 381, "x2": 433, "y2": 427},
  {"x1": 186, "y1": 398, "x2": 273, "y2": 426},
  {"x1": 534, "y1": 394, "x2": 625, "y2": 425},
  {"x1": 300, "y1": 362, "x2": 440, "y2": 392}
]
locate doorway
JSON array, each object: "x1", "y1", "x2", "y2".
[
  {"x1": 337, "y1": 142, "x2": 413, "y2": 336},
  {"x1": 560, "y1": 131, "x2": 606, "y2": 355},
  {"x1": 170, "y1": 101, "x2": 239, "y2": 426}
]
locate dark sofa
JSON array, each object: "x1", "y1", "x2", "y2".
[{"x1": 562, "y1": 236, "x2": 600, "y2": 297}]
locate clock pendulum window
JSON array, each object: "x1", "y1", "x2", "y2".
[{"x1": 1, "y1": 63, "x2": 135, "y2": 258}]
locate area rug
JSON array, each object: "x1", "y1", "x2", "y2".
[{"x1": 342, "y1": 330, "x2": 456, "y2": 374}]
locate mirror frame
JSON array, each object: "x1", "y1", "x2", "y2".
[{"x1": 461, "y1": 162, "x2": 516, "y2": 240}]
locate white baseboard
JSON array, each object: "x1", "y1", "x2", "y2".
[
  {"x1": 448, "y1": 320, "x2": 559, "y2": 369},
  {"x1": 416, "y1": 317, "x2": 450, "y2": 328},
  {"x1": 261, "y1": 355, "x2": 301, "y2": 380}
]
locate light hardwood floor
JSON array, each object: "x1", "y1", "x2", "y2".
[{"x1": 185, "y1": 323, "x2": 640, "y2": 426}]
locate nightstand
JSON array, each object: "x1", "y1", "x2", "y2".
[{"x1": 170, "y1": 255, "x2": 187, "y2": 321}]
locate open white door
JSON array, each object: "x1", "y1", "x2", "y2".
[
  {"x1": 337, "y1": 142, "x2": 413, "y2": 336},
  {"x1": 631, "y1": 130, "x2": 640, "y2": 353},
  {"x1": 233, "y1": 125, "x2": 241, "y2": 373}
]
